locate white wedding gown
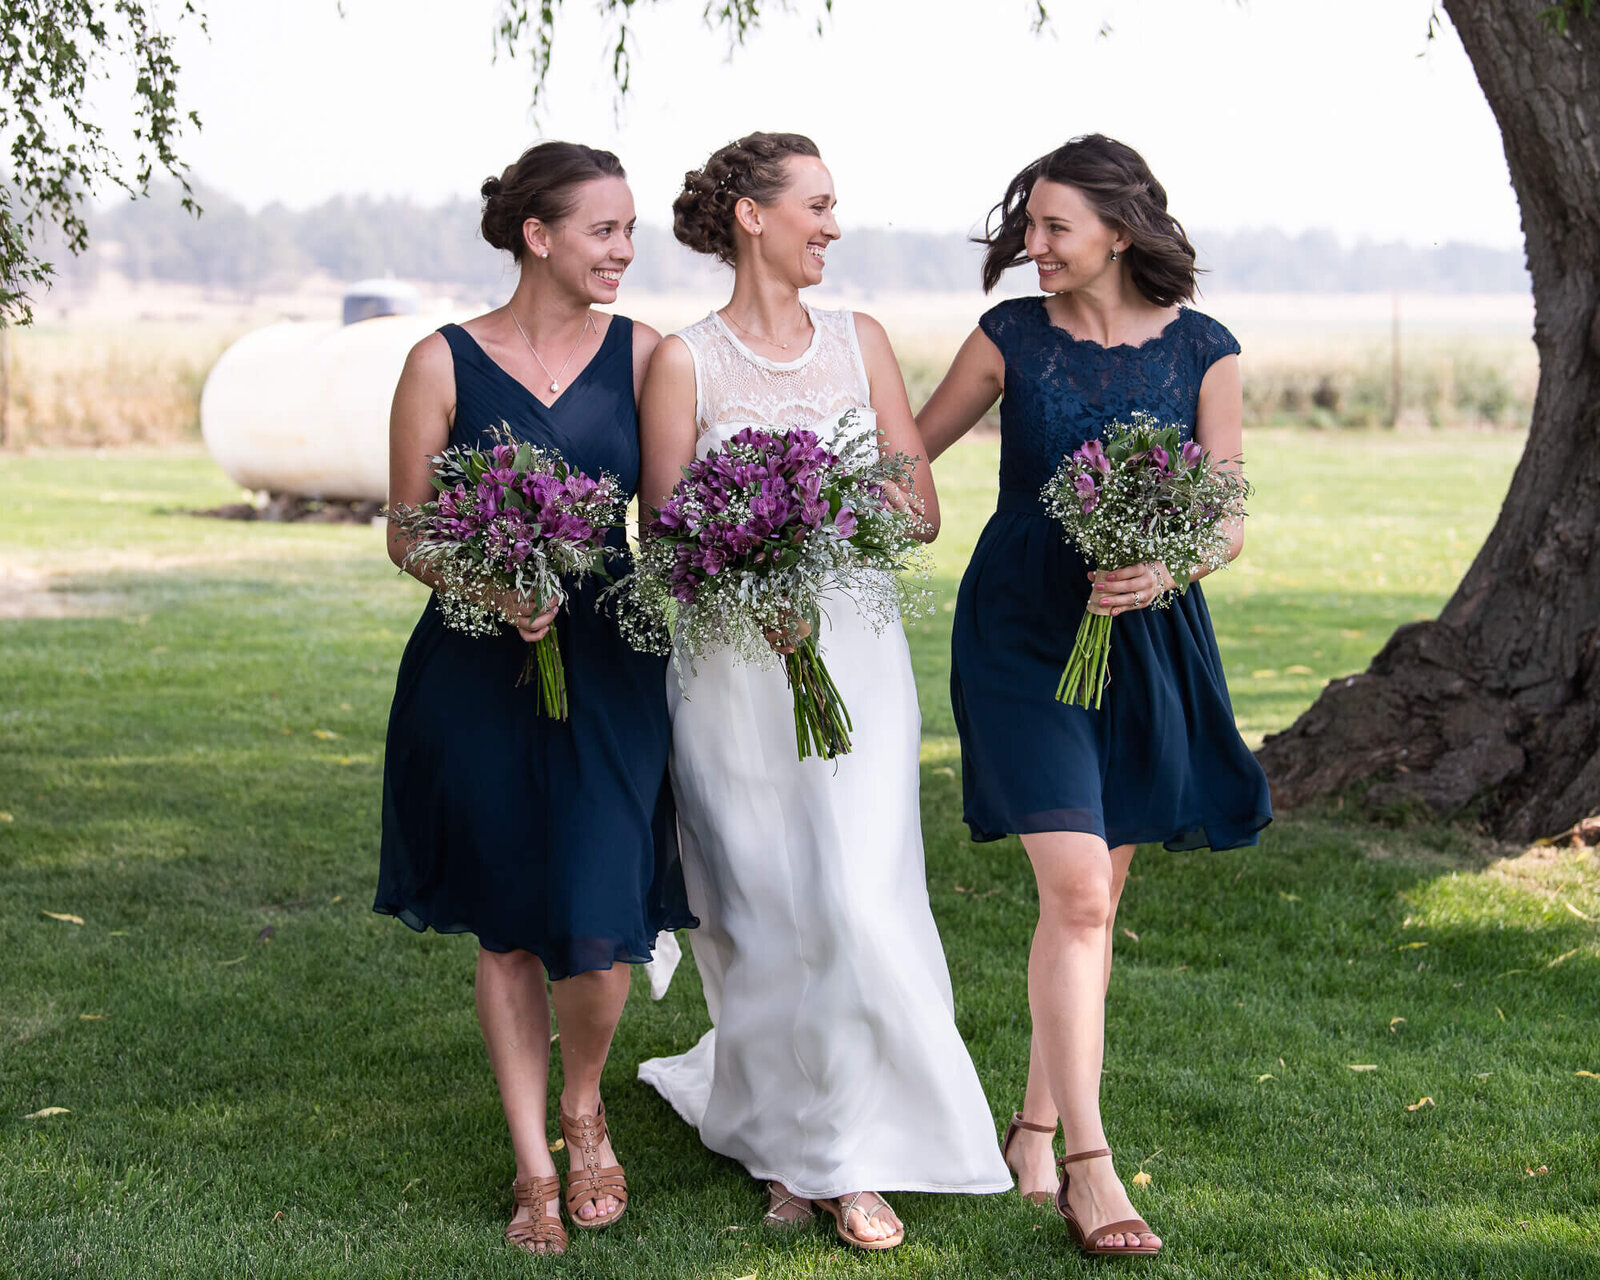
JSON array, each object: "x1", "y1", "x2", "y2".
[{"x1": 637, "y1": 305, "x2": 1011, "y2": 1199}]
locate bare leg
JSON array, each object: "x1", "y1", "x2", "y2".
[
  {"x1": 549, "y1": 963, "x2": 632, "y2": 1222},
  {"x1": 1008, "y1": 841, "x2": 1137, "y2": 1201},
  {"x1": 476, "y1": 947, "x2": 561, "y2": 1251},
  {"x1": 1021, "y1": 832, "x2": 1159, "y2": 1252}
]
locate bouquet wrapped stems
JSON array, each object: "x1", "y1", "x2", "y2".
[
  {"x1": 784, "y1": 634, "x2": 853, "y2": 760},
  {"x1": 1058, "y1": 608, "x2": 1113, "y2": 709},
  {"x1": 518, "y1": 628, "x2": 568, "y2": 719}
]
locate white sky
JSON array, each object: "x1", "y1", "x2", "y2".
[{"x1": 115, "y1": 0, "x2": 1522, "y2": 249}]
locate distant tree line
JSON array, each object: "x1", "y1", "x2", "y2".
[{"x1": 43, "y1": 180, "x2": 1531, "y2": 300}]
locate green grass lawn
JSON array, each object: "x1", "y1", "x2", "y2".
[{"x1": 3, "y1": 431, "x2": 1597, "y2": 1279}]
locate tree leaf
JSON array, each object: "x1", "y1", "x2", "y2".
[
  {"x1": 41, "y1": 911, "x2": 85, "y2": 925},
  {"x1": 1121, "y1": 927, "x2": 1139, "y2": 942},
  {"x1": 548, "y1": 1137, "x2": 565, "y2": 1152},
  {"x1": 311, "y1": 729, "x2": 340, "y2": 741},
  {"x1": 1575, "y1": 1070, "x2": 1600, "y2": 1080},
  {"x1": 1389, "y1": 1017, "x2": 1407, "y2": 1033},
  {"x1": 1256, "y1": 1073, "x2": 1275, "y2": 1082},
  {"x1": 1406, "y1": 1096, "x2": 1435, "y2": 1111},
  {"x1": 0, "y1": 812, "x2": 13, "y2": 822},
  {"x1": 1131, "y1": 1170, "x2": 1152, "y2": 1187},
  {"x1": 23, "y1": 1107, "x2": 70, "y2": 1119},
  {"x1": 1348, "y1": 1064, "x2": 1379, "y2": 1071},
  {"x1": 1565, "y1": 901, "x2": 1592, "y2": 920}
]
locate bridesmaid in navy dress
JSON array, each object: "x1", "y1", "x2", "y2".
[
  {"x1": 918, "y1": 135, "x2": 1271, "y2": 1258},
  {"x1": 376, "y1": 142, "x2": 694, "y2": 1256}
]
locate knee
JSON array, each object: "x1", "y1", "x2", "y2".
[
  {"x1": 1036, "y1": 876, "x2": 1114, "y2": 934},
  {"x1": 479, "y1": 946, "x2": 545, "y2": 980}
]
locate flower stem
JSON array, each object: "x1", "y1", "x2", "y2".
[
  {"x1": 1056, "y1": 611, "x2": 1114, "y2": 709},
  {"x1": 517, "y1": 628, "x2": 568, "y2": 719},
  {"x1": 783, "y1": 635, "x2": 853, "y2": 760}
]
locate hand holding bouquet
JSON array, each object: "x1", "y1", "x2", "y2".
[
  {"x1": 1042, "y1": 411, "x2": 1251, "y2": 709},
  {"x1": 390, "y1": 427, "x2": 624, "y2": 717},
  {"x1": 617, "y1": 409, "x2": 929, "y2": 760}
]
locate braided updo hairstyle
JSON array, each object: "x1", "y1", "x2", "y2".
[
  {"x1": 977, "y1": 134, "x2": 1198, "y2": 306},
  {"x1": 480, "y1": 141, "x2": 626, "y2": 261},
  {"x1": 673, "y1": 132, "x2": 822, "y2": 266}
]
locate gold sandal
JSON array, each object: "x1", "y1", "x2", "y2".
[
  {"x1": 505, "y1": 1174, "x2": 567, "y2": 1255},
  {"x1": 1055, "y1": 1147, "x2": 1161, "y2": 1257},
  {"x1": 559, "y1": 1101, "x2": 628, "y2": 1229},
  {"x1": 762, "y1": 1181, "x2": 816, "y2": 1229},
  {"x1": 1000, "y1": 1111, "x2": 1058, "y2": 1206},
  {"x1": 815, "y1": 1191, "x2": 905, "y2": 1251}
]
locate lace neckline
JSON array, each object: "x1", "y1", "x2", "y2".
[
  {"x1": 1036, "y1": 298, "x2": 1189, "y2": 353},
  {"x1": 710, "y1": 299, "x2": 822, "y2": 372}
]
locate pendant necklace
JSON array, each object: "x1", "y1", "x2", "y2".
[
  {"x1": 510, "y1": 307, "x2": 594, "y2": 394},
  {"x1": 721, "y1": 304, "x2": 808, "y2": 352}
]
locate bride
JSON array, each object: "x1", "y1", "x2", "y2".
[{"x1": 636, "y1": 131, "x2": 1010, "y2": 1250}]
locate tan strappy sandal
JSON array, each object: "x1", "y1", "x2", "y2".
[
  {"x1": 559, "y1": 1102, "x2": 628, "y2": 1229},
  {"x1": 1000, "y1": 1112, "x2": 1058, "y2": 1206},
  {"x1": 505, "y1": 1174, "x2": 567, "y2": 1255},
  {"x1": 815, "y1": 1191, "x2": 905, "y2": 1251},
  {"x1": 762, "y1": 1181, "x2": 816, "y2": 1230},
  {"x1": 1055, "y1": 1147, "x2": 1162, "y2": 1257}
]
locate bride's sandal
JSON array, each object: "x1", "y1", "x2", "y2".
[
  {"x1": 559, "y1": 1102, "x2": 628, "y2": 1229},
  {"x1": 815, "y1": 1191, "x2": 905, "y2": 1251},
  {"x1": 762, "y1": 1181, "x2": 816, "y2": 1230},
  {"x1": 1055, "y1": 1148, "x2": 1162, "y2": 1257},
  {"x1": 1001, "y1": 1111, "x2": 1058, "y2": 1206},
  {"x1": 505, "y1": 1174, "x2": 567, "y2": 1255}
]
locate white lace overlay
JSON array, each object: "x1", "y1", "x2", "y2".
[
  {"x1": 638, "y1": 302, "x2": 1011, "y2": 1199},
  {"x1": 677, "y1": 304, "x2": 872, "y2": 439}
]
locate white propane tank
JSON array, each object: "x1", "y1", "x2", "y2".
[{"x1": 201, "y1": 281, "x2": 453, "y2": 502}]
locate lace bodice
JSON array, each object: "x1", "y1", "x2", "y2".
[
  {"x1": 675, "y1": 304, "x2": 872, "y2": 452},
  {"x1": 982, "y1": 298, "x2": 1241, "y2": 499}
]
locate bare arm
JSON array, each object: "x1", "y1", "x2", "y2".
[
  {"x1": 914, "y1": 325, "x2": 1004, "y2": 463},
  {"x1": 1089, "y1": 352, "x2": 1248, "y2": 616},
  {"x1": 631, "y1": 318, "x2": 663, "y2": 401},
  {"x1": 385, "y1": 331, "x2": 556, "y2": 640},
  {"x1": 854, "y1": 312, "x2": 939, "y2": 542},
  {"x1": 637, "y1": 334, "x2": 699, "y2": 532}
]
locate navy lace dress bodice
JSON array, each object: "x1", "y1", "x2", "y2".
[
  {"x1": 375, "y1": 318, "x2": 696, "y2": 976},
  {"x1": 950, "y1": 298, "x2": 1272, "y2": 850}
]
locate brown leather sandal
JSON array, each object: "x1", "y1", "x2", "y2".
[
  {"x1": 1001, "y1": 1111, "x2": 1058, "y2": 1206},
  {"x1": 1055, "y1": 1147, "x2": 1162, "y2": 1257},
  {"x1": 505, "y1": 1174, "x2": 567, "y2": 1255},
  {"x1": 815, "y1": 1191, "x2": 905, "y2": 1251},
  {"x1": 762, "y1": 1181, "x2": 816, "y2": 1229},
  {"x1": 559, "y1": 1102, "x2": 628, "y2": 1229}
]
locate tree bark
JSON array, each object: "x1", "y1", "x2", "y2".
[{"x1": 1256, "y1": 1, "x2": 1600, "y2": 841}]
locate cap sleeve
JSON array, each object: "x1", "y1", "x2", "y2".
[
  {"x1": 978, "y1": 297, "x2": 1033, "y2": 362},
  {"x1": 1190, "y1": 311, "x2": 1242, "y2": 373}
]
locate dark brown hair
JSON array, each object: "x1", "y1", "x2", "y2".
[
  {"x1": 977, "y1": 134, "x2": 1198, "y2": 306},
  {"x1": 673, "y1": 132, "x2": 822, "y2": 266},
  {"x1": 480, "y1": 141, "x2": 626, "y2": 260}
]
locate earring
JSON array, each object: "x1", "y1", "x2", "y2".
[
  {"x1": 539, "y1": 251, "x2": 549, "y2": 259},
  {"x1": 1109, "y1": 248, "x2": 1119, "y2": 261}
]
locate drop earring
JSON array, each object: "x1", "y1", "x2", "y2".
[{"x1": 1109, "y1": 248, "x2": 1119, "y2": 261}]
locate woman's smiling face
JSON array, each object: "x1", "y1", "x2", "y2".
[
  {"x1": 1023, "y1": 179, "x2": 1125, "y2": 293},
  {"x1": 744, "y1": 153, "x2": 840, "y2": 287}
]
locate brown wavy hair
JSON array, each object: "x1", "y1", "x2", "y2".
[
  {"x1": 480, "y1": 141, "x2": 626, "y2": 261},
  {"x1": 977, "y1": 134, "x2": 1198, "y2": 305},
  {"x1": 674, "y1": 132, "x2": 822, "y2": 266}
]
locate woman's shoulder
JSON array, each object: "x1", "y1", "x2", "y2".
[
  {"x1": 1173, "y1": 306, "x2": 1241, "y2": 362},
  {"x1": 977, "y1": 296, "x2": 1041, "y2": 349}
]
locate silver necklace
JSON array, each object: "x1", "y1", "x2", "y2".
[
  {"x1": 509, "y1": 307, "x2": 594, "y2": 394},
  {"x1": 720, "y1": 304, "x2": 808, "y2": 351}
]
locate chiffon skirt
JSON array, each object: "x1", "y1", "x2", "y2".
[
  {"x1": 638, "y1": 590, "x2": 1011, "y2": 1198},
  {"x1": 951, "y1": 494, "x2": 1272, "y2": 850}
]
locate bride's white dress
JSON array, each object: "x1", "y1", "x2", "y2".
[{"x1": 637, "y1": 305, "x2": 1011, "y2": 1199}]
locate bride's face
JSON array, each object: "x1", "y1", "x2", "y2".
[
  {"x1": 743, "y1": 155, "x2": 840, "y2": 289},
  {"x1": 1023, "y1": 179, "x2": 1128, "y2": 295}
]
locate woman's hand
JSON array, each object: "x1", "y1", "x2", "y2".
[
  {"x1": 1086, "y1": 562, "x2": 1176, "y2": 616},
  {"x1": 764, "y1": 615, "x2": 813, "y2": 656},
  {"x1": 879, "y1": 479, "x2": 915, "y2": 515},
  {"x1": 504, "y1": 592, "x2": 561, "y2": 643}
]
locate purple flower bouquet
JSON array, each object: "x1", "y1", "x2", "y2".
[
  {"x1": 1041, "y1": 412, "x2": 1251, "y2": 709},
  {"x1": 615, "y1": 410, "x2": 928, "y2": 760},
  {"x1": 390, "y1": 427, "x2": 624, "y2": 718}
]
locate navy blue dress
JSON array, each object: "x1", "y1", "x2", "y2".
[
  {"x1": 375, "y1": 318, "x2": 696, "y2": 978},
  {"x1": 951, "y1": 298, "x2": 1272, "y2": 851}
]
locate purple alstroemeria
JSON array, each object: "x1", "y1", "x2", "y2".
[
  {"x1": 1073, "y1": 472, "x2": 1099, "y2": 514},
  {"x1": 833, "y1": 507, "x2": 858, "y2": 538},
  {"x1": 1148, "y1": 444, "x2": 1172, "y2": 476},
  {"x1": 1078, "y1": 439, "x2": 1112, "y2": 476},
  {"x1": 1181, "y1": 440, "x2": 1204, "y2": 469}
]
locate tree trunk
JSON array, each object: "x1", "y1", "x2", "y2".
[{"x1": 1256, "y1": 1, "x2": 1600, "y2": 842}]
